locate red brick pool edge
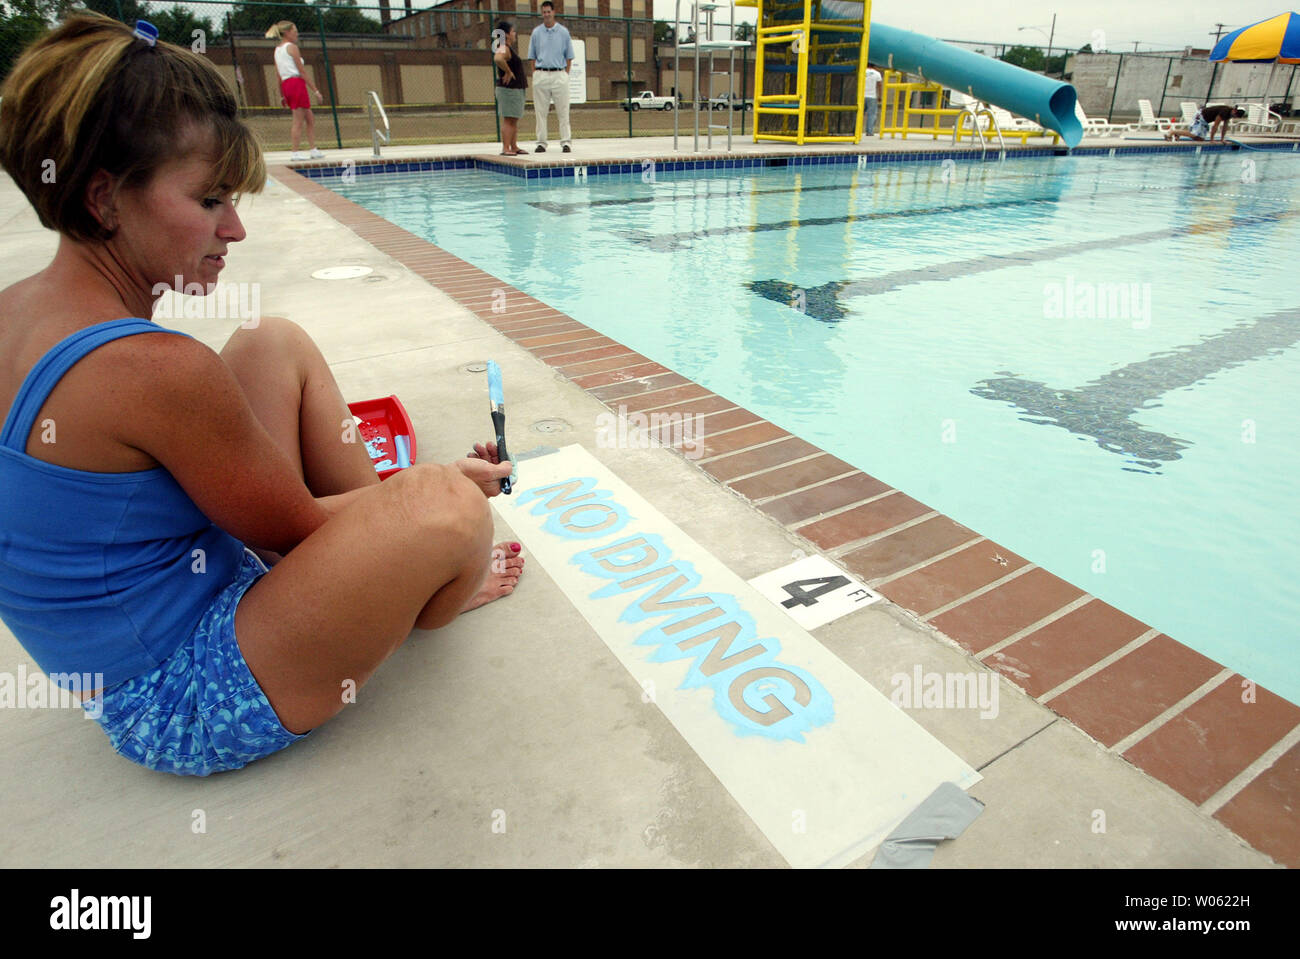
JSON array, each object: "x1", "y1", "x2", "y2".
[{"x1": 277, "y1": 162, "x2": 1300, "y2": 868}]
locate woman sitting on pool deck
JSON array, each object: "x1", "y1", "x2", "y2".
[{"x1": 0, "y1": 14, "x2": 523, "y2": 776}]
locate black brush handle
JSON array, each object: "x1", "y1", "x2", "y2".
[{"x1": 491, "y1": 409, "x2": 511, "y2": 494}]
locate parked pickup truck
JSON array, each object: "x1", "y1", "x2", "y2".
[
  {"x1": 707, "y1": 92, "x2": 753, "y2": 111},
  {"x1": 622, "y1": 91, "x2": 676, "y2": 111}
]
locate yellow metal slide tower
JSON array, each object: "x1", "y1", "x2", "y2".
[{"x1": 737, "y1": 0, "x2": 872, "y2": 144}]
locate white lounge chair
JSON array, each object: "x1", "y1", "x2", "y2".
[
  {"x1": 985, "y1": 105, "x2": 1061, "y2": 142},
  {"x1": 947, "y1": 91, "x2": 990, "y2": 130},
  {"x1": 1074, "y1": 103, "x2": 1129, "y2": 137},
  {"x1": 1135, "y1": 99, "x2": 1175, "y2": 132},
  {"x1": 1239, "y1": 103, "x2": 1281, "y2": 133},
  {"x1": 988, "y1": 105, "x2": 1030, "y2": 129},
  {"x1": 1180, "y1": 102, "x2": 1199, "y2": 126}
]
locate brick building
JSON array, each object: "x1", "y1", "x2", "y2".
[
  {"x1": 204, "y1": 2, "x2": 669, "y2": 108},
  {"x1": 387, "y1": 1, "x2": 657, "y2": 103}
]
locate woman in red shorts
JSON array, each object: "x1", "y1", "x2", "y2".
[{"x1": 266, "y1": 20, "x2": 323, "y2": 161}]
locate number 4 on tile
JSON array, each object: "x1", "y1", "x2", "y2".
[{"x1": 780, "y1": 576, "x2": 850, "y2": 608}]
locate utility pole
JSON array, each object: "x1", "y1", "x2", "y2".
[
  {"x1": 1208, "y1": 24, "x2": 1229, "y2": 102},
  {"x1": 1046, "y1": 13, "x2": 1056, "y2": 76}
]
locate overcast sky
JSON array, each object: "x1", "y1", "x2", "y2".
[{"x1": 651, "y1": 1, "x2": 1291, "y2": 53}]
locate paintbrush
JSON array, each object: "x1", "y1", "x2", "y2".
[{"x1": 486, "y1": 360, "x2": 512, "y2": 494}]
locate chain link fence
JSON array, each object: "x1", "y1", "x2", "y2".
[
  {"x1": 3, "y1": 0, "x2": 741, "y2": 149},
  {"x1": 8, "y1": 7, "x2": 1295, "y2": 147}
]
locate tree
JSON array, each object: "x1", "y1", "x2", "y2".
[
  {"x1": 223, "y1": 0, "x2": 382, "y2": 38},
  {"x1": 653, "y1": 19, "x2": 673, "y2": 43},
  {"x1": 999, "y1": 44, "x2": 1045, "y2": 72},
  {"x1": 734, "y1": 22, "x2": 753, "y2": 41},
  {"x1": 151, "y1": 6, "x2": 214, "y2": 47},
  {"x1": 1, "y1": 0, "x2": 55, "y2": 81},
  {"x1": 999, "y1": 43, "x2": 1071, "y2": 77}
]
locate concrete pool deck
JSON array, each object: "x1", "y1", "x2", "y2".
[{"x1": 0, "y1": 132, "x2": 1296, "y2": 868}]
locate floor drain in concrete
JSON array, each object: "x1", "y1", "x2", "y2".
[
  {"x1": 530, "y1": 419, "x2": 571, "y2": 434},
  {"x1": 311, "y1": 266, "x2": 374, "y2": 280}
]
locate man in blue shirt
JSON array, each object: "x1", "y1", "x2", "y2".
[{"x1": 527, "y1": 1, "x2": 575, "y2": 152}]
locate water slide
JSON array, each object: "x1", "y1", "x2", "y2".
[
  {"x1": 815, "y1": 2, "x2": 1084, "y2": 147},
  {"x1": 868, "y1": 22, "x2": 1083, "y2": 147}
]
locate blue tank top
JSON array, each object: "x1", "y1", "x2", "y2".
[{"x1": 0, "y1": 318, "x2": 243, "y2": 687}]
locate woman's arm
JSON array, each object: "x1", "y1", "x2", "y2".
[
  {"x1": 494, "y1": 47, "x2": 515, "y2": 84},
  {"x1": 287, "y1": 42, "x2": 320, "y2": 98},
  {"x1": 114, "y1": 334, "x2": 332, "y2": 554}
]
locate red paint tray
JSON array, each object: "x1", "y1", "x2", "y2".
[{"x1": 347, "y1": 395, "x2": 417, "y2": 481}]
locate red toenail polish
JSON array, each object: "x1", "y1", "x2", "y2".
[{"x1": 511, "y1": 542, "x2": 521, "y2": 552}]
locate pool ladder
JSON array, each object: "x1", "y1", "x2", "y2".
[
  {"x1": 951, "y1": 99, "x2": 1006, "y2": 159},
  {"x1": 366, "y1": 90, "x2": 390, "y2": 158}
]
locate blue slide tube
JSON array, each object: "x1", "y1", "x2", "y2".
[{"x1": 867, "y1": 22, "x2": 1083, "y2": 147}]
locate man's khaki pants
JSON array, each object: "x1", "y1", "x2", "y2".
[{"x1": 532, "y1": 69, "x2": 572, "y2": 148}]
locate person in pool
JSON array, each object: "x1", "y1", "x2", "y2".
[
  {"x1": 0, "y1": 14, "x2": 524, "y2": 777},
  {"x1": 1166, "y1": 104, "x2": 1246, "y2": 142}
]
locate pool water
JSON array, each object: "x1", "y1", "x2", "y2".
[{"x1": 329, "y1": 152, "x2": 1300, "y2": 705}]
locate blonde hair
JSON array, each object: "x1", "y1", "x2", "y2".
[
  {"x1": 265, "y1": 21, "x2": 296, "y2": 41},
  {"x1": 0, "y1": 13, "x2": 265, "y2": 242}
]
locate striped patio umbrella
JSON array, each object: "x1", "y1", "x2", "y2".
[
  {"x1": 1209, "y1": 12, "x2": 1300, "y2": 123},
  {"x1": 1209, "y1": 12, "x2": 1300, "y2": 63}
]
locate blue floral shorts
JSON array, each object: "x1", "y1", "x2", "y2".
[{"x1": 82, "y1": 550, "x2": 309, "y2": 776}]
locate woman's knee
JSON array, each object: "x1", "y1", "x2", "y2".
[
  {"x1": 222, "y1": 314, "x2": 310, "y2": 366},
  {"x1": 388, "y1": 463, "x2": 491, "y2": 547}
]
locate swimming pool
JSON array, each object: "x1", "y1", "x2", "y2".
[{"x1": 328, "y1": 151, "x2": 1300, "y2": 706}]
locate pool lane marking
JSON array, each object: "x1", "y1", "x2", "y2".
[
  {"x1": 614, "y1": 173, "x2": 1300, "y2": 252},
  {"x1": 492, "y1": 444, "x2": 980, "y2": 868},
  {"x1": 528, "y1": 168, "x2": 1300, "y2": 217},
  {"x1": 527, "y1": 182, "x2": 860, "y2": 214},
  {"x1": 971, "y1": 305, "x2": 1300, "y2": 470},
  {"x1": 747, "y1": 205, "x2": 1300, "y2": 321}
]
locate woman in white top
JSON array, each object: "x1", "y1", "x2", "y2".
[{"x1": 266, "y1": 20, "x2": 323, "y2": 161}]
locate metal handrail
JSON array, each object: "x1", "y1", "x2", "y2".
[
  {"x1": 952, "y1": 104, "x2": 1005, "y2": 157},
  {"x1": 366, "y1": 90, "x2": 390, "y2": 158}
]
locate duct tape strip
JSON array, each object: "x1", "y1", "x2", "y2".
[{"x1": 868, "y1": 780, "x2": 985, "y2": 869}]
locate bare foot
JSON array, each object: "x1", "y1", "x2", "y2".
[{"x1": 463, "y1": 542, "x2": 525, "y2": 612}]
